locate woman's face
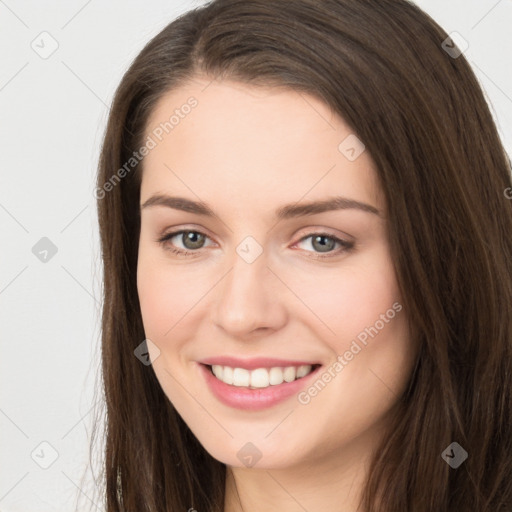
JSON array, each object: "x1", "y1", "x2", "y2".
[{"x1": 137, "y1": 77, "x2": 418, "y2": 470}]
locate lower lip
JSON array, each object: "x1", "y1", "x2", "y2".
[{"x1": 198, "y1": 363, "x2": 322, "y2": 411}]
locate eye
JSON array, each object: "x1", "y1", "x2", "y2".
[
  {"x1": 157, "y1": 229, "x2": 214, "y2": 256},
  {"x1": 156, "y1": 229, "x2": 354, "y2": 260},
  {"x1": 293, "y1": 232, "x2": 354, "y2": 259}
]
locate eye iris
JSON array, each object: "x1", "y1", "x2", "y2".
[
  {"x1": 312, "y1": 235, "x2": 335, "y2": 253},
  {"x1": 183, "y1": 231, "x2": 205, "y2": 250}
]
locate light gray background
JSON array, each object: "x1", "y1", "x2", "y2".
[{"x1": 1, "y1": 1, "x2": 511, "y2": 511}]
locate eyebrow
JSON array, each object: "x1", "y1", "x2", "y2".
[{"x1": 140, "y1": 194, "x2": 381, "y2": 219}]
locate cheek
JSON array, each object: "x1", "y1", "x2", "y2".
[
  {"x1": 136, "y1": 250, "x2": 216, "y2": 345},
  {"x1": 136, "y1": 250, "x2": 184, "y2": 340},
  {"x1": 137, "y1": 265, "x2": 166, "y2": 336},
  {"x1": 288, "y1": 244, "x2": 401, "y2": 344}
]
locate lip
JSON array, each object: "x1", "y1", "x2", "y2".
[
  {"x1": 197, "y1": 362, "x2": 322, "y2": 411},
  {"x1": 199, "y1": 356, "x2": 321, "y2": 371}
]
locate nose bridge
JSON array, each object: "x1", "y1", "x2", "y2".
[{"x1": 211, "y1": 236, "x2": 286, "y2": 336}]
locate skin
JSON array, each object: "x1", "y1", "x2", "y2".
[{"x1": 136, "y1": 77, "x2": 419, "y2": 512}]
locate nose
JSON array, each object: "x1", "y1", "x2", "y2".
[{"x1": 210, "y1": 245, "x2": 288, "y2": 338}]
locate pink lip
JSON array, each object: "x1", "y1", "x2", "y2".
[
  {"x1": 199, "y1": 356, "x2": 320, "y2": 370},
  {"x1": 197, "y1": 362, "x2": 322, "y2": 411}
]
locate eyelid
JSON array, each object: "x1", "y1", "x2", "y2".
[
  {"x1": 157, "y1": 224, "x2": 217, "y2": 243},
  {"x1": 293, "y1": 226, "x2": 354, "y2": 244}
]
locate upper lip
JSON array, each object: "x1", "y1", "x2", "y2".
[{"x1": 199, "y1": 356, "x2": 321, "y2": 370}]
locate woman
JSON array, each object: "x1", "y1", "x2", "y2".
[{"x1": 92, "y1": 0, "x2": 512, "y2": 510}]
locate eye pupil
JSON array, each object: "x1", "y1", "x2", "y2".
[
  {"x1": 183, "y1": 231, "x2": 205, "y2": 249},
  {"x1": 312, "y1": 235, "x2": 335, "y2": 253}
]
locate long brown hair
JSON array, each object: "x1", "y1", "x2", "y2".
[{"x1": 89, "y1": 0, "x2": 512, "y2": 510}]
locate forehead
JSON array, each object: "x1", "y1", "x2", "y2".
[{"x1": 141, "y1": 78, "x2": 384, "y2": 216}]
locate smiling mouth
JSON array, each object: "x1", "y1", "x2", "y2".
[{"x1": 204, "y1": 363, "x2": 322, "y2": 389}]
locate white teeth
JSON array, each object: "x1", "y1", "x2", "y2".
[
  {"x1": 233, "y1": 368, "x2": 250, "y2": 387},
  {"x1": 213, "y1": 365, "x2": 224, "y2": 380},
  {"x1": 283, "y1": 366, "x2": 296, "y2": 382},
  {"x1": 210, "y1": 364, "x2": 314, "y2": 388},
  {"x1": 250, "y1": 368, "x2": 270, "y2": 388},
  {"x1": 222, "y1": 366, "x2": 233, "y2": 385},
  {"x1": 269, "y1": 367, "x2": 284, "y2": 385},
  {"x1": 296, "y1": 365, "x2": 312, "y2": 378}
]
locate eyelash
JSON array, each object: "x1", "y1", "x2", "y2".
[{"x1": 156, "y1": 229, "x2": 355, "y2": 260}]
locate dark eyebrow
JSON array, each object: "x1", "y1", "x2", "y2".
[{"x1": 140, "y1": 194, "x2": 381, "y2": 219}]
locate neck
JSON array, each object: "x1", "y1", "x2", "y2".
[{"x1": 223, "y1": 423, "x2": 386, "y2": 512}]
